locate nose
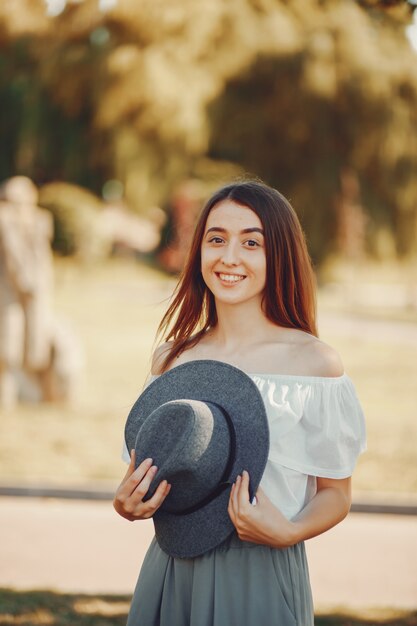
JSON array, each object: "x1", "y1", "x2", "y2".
[{"x1": 221, "y1": 240, "x2": 240, "y2": 266}]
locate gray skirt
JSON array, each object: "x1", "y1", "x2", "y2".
[{"x1": 126, "y1": 532, "x2": 314, "y2": 626}]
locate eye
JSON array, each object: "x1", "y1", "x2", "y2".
[
  {"x1": 207, "y1": 236, "x2": 224, "y2": 244},
  {"x1": 244, "y1": 239, "x2": 260, "y2": 248}
]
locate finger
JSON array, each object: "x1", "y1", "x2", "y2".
[
  {"x1": 238, "y1": 470, "x2": 251, "y2": 509},
  {"x1": 228, "y1": 484, "x2": 237, "y2": 523},
  {"x1": 228, "y1": 482, "x2": 236, "y2": 511},
  {"x1": 130, "y1": 464, "x2": 158, "y2": 500},
  {"x1": 136, "y1": 456, "x2": 155, "y2": 478},
  {"x1": 115, "y1": 468, "x2": 159, "y2": 518},
  {"x1": 122, "y1": 449, "x2": 136, "y2": 481},
  {"x1": 114, "y1": 457, "x2": 155, "y2": 513},
  {"x1": 129, "y1": 449, "x2": 135, "y2": 467},
  {"x1": 255, "y1": 486, "x2": 266, "y2": 502},
  {"x1": 115, "y1": 453, "x2": 149, "y2": 502},
  {"x1": 124, "y1": 457, "x2": 154, "y2": 492},
  {"x1": 142, "y1": 480, "x2": 171, "y2": 516},
  {"x1": 232, "y1": 474, "x2": 241, "y2": 514}
]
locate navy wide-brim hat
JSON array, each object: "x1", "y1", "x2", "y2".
[{"x1": 124, "y1": 360, "x2": 269, "y2": 559}]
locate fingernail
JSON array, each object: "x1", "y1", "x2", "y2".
[
  {"x1": 145, "y1": 458, "x2": 153, "y2": 464},
  {"x1": 243, "y1": 470, "x2": 249, "y2": 478},
  {"x1": 151, "y1": 465, "x2": 158, "y2": 472}
]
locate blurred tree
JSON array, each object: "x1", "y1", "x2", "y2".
[
  {"x1": 0, "y1": 0, "x2": 416, "y2": 263},
  {"x1": 208, "y1": 2, "x2": 417, "y2": 261}
]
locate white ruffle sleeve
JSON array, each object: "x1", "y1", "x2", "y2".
[{"x1": 251, "y1": 373, "x2": 367, "y2": 479}]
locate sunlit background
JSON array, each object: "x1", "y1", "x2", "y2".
[
  {"x1": 1, "y1": 0, "x2": 417, "y2": 622},
  {"x1": 1, "y1": 0, "x2": 417, "y2": 492}
]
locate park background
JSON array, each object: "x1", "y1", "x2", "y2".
[{"x1": 0, "y1": 0, "x2": 417, "y2": 624}]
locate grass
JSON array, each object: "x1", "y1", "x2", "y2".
[
  {"x1": 0, "y1": 257, "x2": 416, "y2": 495},
  {"x1": 0, "y1": 589, "x2": 416, "y2": 625},
  {"x1": 0, "y1": 589, "x2": 129, "y2": 626}
]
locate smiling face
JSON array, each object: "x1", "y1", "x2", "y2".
[{"x1": 200, "y1": 200, "x2": 266, "y2": 307}]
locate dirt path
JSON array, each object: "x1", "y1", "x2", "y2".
[{"x1": 1, "y1": 497, "x2": 416, "y2": 610}]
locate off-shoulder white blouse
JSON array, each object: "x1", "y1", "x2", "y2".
[{"x1": 122, "y1": 372, "x2": 367, "y2": 521}]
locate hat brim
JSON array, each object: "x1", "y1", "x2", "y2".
[{"x1": 124, "y1": 360, "x2": 269, "y2": 558}]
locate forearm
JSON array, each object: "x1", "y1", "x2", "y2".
[
  {"x1": 289, "y1": 485, "x2": 351, "y2": 545},
  {"x1": 229, "y1": 474, "x2": 352, "y2": 550}
]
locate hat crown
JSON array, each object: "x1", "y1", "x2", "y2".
[{"x1": 136, "y1": 400, "x2": 231, "y2": 513}]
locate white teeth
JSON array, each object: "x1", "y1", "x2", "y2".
[{"x1": 218, "y1": 273, "x2": 245, "y2": 283}]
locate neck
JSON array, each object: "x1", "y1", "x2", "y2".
[{"x1": 209, "y1": 298, "x2": 277, "y2": 352}]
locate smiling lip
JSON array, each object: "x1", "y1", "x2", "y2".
[{"x1": 215, "y1": 272, "x2": 246, "y2": 284}]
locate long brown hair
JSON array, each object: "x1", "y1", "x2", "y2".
[{"x1": 157, "y1": 180, "x2": 317, "y2": 372}]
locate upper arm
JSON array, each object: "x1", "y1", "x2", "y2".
[
  {"x1": 305, "y1": 339, "x2": 345, "y2": 378},
  {"x1": 151, "y1": 341, "x2": 174, "y2": 375},
  {"x1": 316, "y1": 475, "x2": 352, "y2": 508}
]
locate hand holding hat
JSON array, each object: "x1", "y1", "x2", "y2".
[
  {"x1": 228, "y1": 471, "x2": 297, "y2": 549},
  {"x1": 113, "y1": 451, "x2": 171, "y2": 522},
  {"x1": 122, "y1": 360, "x2": 270, "y2": 559}
]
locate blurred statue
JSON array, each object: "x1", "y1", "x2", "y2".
[
  {"x1": 159, "y1": 180, "x2": 203, "y2": 273},
  {"x1": 0, "y1": 177, "x2": 47, "y2": 407},
  {"x1": 0, "y1": 176, "x2": 81, "y2": 407},
  {"x1": 39, "y1": 181, "x2": 163, "y2": 261},
  {"x1": 334, "y1": 168, "x2": 369, "y2": 307},
  {"x1": 101, "y1": 202, "x2": 162, "y2": 257},
  {"x1": 335, "y1": 168, "x2": 367, "y2": 262},
  {"x1": 15, "y1": 316, "x2": 84, "y2": 405}
]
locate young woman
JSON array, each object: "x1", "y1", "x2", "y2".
[{"x1": 114, "y1": 180, "x2": 367, "y2": 626}]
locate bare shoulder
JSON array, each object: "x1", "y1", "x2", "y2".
[
  {"x1": 151, "y1": 341, "x2": 174, "y2": 375},
  {"x1": 302, "y1": 336, "x2": 345, "y2": 377}
]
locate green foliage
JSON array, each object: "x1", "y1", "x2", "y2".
[
  {"x1": 207, "y1": 2, "x2": 417, "y2": 262},
  {"x1": 0, "y1": 0, "x2": 416, "y2": 263},
  {"x1": 0, "y1": 39, "x2": 105, "y2": 191},
  {"x1": 0, "y1": 589, "x2": 129, "y2": 625}
]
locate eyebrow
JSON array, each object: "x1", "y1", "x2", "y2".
[{"x1": 205, "y1": 227, "x2": 264, "y2": 236}]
